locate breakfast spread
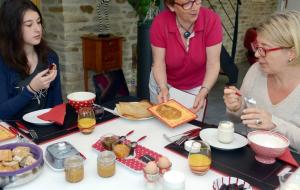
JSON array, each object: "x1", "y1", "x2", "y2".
[
  {"x1": 115, "y1": 101, "x2": 153, "y2": 119},
  {"x1": 0, "y1": 146, "x2": 36, "y2": 172}
]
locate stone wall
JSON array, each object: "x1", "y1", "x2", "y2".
[{"x1": 40, "y1": 0, "x2": 278, "y2": 97}]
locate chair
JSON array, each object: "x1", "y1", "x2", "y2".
[
  {"x1": 244, "y1": 27, "x2": 257, "y2": 65},
  {"x1": 92, "y1": 69, "x2": 129, "y2": 104}
]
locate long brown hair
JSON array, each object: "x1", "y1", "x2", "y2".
[{"x1": 0, "y1": 0, "x2": 50, "y2": 78}]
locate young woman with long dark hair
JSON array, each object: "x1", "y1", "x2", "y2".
[{"x1": 0, "y1": 0, "x2": 62, "y2": 119}]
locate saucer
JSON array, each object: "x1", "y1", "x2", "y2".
[{"x1": 199, "y1": 128, "x2": 248, "y2": 150}]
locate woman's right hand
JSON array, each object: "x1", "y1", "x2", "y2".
[
  {"x1": 29, "y1": 67, "x2": 57, "y2": 92},
  {"x1": 223, "y1": 86, "x2": 242, "y2": 112},
  {"x1": 157, "y1": 87, "x2": 169, "y2": 103}
]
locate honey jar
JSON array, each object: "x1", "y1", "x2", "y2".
[
  {"x1": 64, "y1": 155, "x2": 84, "y2": 183},
  {"x1": 97, "y1": 151, "x2": 116, "y2": 178}
]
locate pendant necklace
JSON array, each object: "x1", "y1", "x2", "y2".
[{"x1": 177, "y1": 18, "x2": 194, "y2": 39}]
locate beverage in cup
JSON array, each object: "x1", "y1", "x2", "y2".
[
  {"x1": 188, "y1": 141, "x2": 211, "y2": 175},
  {"x1": 78, "y1": 107, "x2": 96, "y2": 134}
]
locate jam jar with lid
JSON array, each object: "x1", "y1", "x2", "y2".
[
  {"x1": 97, "y1": 150, "x2": 116, "y2": 178},
  {"x1": 64, "y1": 155, "x2": 84, "y2": 183}
]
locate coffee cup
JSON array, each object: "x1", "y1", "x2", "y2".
[{"x1": 217, "y1": 121, "x2": 234, "y2": 144}]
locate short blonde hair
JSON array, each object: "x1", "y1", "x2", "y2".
[{"x1": 256, "y1": 10, "x2": 300, "y2": 63}]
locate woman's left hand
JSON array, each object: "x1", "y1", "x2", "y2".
[
  {"x1": 190, "y1": 90, "x2": 207, "y2": 113},
  {"x1": 241, "y1": 107, "x2": 276, "y2": 130}
]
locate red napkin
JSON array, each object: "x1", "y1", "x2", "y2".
[
  {"x1": 277, "y1": 149, "x2": 299, "y2": 167},
  {"x1": 37, "y1": 104, "x2": 66, "y2": 125}
]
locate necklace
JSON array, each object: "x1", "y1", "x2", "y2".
[{"x1": 177, "y1": 18, "x2": 194, "y2": 39}]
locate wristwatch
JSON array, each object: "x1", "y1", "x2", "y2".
[
  {"x1": 156, "y1": 84, "x2": 169, "y2": 94},
  {"x1": 199, "y1": 86, "x2": 209, "y2": 94}
]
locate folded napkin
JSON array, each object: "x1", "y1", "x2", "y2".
[
  {"x1": 37, "y1": 104, "x2": 66, "y2": 125},
  {"x1": 277, "y1": 149, "x2": 299, "y2": 167}
]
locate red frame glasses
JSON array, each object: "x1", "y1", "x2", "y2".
[
  {"x1": 174, "y1": 0, "x2": 201, "y2": 10},
  {"x1": 251, "y1": 42, "x2": 290, "y2": 57}
]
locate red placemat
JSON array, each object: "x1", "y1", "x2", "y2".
[{"x1": 92, "y1": 139, "x2": 162, "y2": 173}]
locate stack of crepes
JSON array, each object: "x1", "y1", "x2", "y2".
[{"x1": 116, "y1": 101, "x2": 153, "y2": 120}]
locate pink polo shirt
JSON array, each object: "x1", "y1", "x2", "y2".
[{"x1": 150, "y1": 7, "x2": 222, "y2": 90}]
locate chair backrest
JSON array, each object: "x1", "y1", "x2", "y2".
[
  {"x1": 244, "y1": 27, "x2": 257, "y2": 65},
  {"x1": 92, "y1": 69, "x2": 129, "y2": 104}
]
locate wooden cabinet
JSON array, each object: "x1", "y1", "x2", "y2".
[{"x1": 81, "y1": 35, "x2": 123, "y2": 90}]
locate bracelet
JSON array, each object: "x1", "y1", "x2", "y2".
[
  {"x1": 199, "y1": 86, "x2": 209, "y2": 94},
  {"x1": 156, "y1": 84, "x2": 169, "y2": 94},
  {"x1": 28, "y1": 84, "x2": 37, "y2": 93}
]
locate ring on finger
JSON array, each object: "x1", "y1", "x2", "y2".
[{"x1": 256, "y1": 119, "x2": 262, "y2": 125}]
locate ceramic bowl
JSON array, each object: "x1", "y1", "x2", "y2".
[
  {"x1": 212, "y1": 176, "x2": 252, "y2": 190},
  {"x1": 247, "y1": 130, "x2": 289, "y2": 164},
  {"x1": 0, "y1": 143, "x2": 44, "y2": 189},
  {"x1": 67, "y1": 91, "x2": 96, "y2": 110}
]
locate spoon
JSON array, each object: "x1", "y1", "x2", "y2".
[
  {"x1": 118, "y1": 130, "x2": 134, "y2": 142},
  {"x1": 244, "y1": 96, "x2": 257, "y2": 108},
  {"x1": 129, "y1": 136, "x2": 147, "y2": 156}
]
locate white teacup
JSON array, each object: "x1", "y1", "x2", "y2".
[{"x1": 217, "y1": 121, "x2": 234, "y2": 144}]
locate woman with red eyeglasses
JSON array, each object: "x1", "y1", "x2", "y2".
[
  {"x1": 149, "y1": 0, "x2": 222, "y2": 120},
  {"x1": 224, "y1": 10, "x2": 300, "y2": 152}
]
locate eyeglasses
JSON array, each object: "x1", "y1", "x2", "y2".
[
  {"x1": 174, "y1": 0, "x2": 202, "y2": 10},
  {"x1": 251, "y1": 42, "x2": 291, "y2": 57}
]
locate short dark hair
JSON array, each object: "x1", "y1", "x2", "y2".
[
  {"x1": 0, "y1": 0, "x2": 50, "y2": 77},
  {"x1": 164, "y1": 0, "x2": 176, "y2": 6}
]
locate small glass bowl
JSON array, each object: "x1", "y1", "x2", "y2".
[{"x1": 100, "y1": 134, "x2": 119, "y2": 151}]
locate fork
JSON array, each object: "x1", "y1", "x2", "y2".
[
  {"x1": 15, "y1": 122, "x2": 39, "y2": 140},
  {"x1": 174, "y1": 129, "x2": 201, "y2": 146},
  {"x1": 163, "y1": 128, "x2": 201, "y2": 142}
]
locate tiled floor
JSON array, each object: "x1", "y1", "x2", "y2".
[{"x1": 204, "y1": 62, "x2": 250, "y2": 134}]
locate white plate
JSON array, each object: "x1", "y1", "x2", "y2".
[
  {"x1": 23, "y1": 109, "x2": 53, "y2": 125},
  {"x1": 114, "y1": 106, "x2": 153, "y2": 121},
  {"x1": 199, "y1": 128, "x2": 248, "y2": 150}
]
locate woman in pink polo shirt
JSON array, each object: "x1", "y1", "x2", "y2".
[{"x1": 149, "y1": 0, "x2": 222, "y2": 119}]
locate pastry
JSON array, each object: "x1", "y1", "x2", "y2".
[
  {"x1": 156, "y1": 104, "x2": 182, "y2": 120},
  {"x1": 0, "y1": 149, "x2": 13, "y2": 162},
  {"x1": 116, "y1": 101, "x2": 152, "y2": 119}
]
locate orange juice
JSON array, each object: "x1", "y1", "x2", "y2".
[
  {"x1": 188, "y1": 154, "x2": 211, "y2": 175},
  {"x1": 78, "y1": 118, "x2": 96, "y2": 134}
]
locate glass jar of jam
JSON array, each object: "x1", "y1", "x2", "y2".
[
  {"x1": 97, "y1": 151, "x2": 116, "y2": 178},
  {"x1": 64, "y1": 155, "x2": 84, "y2": 183}
]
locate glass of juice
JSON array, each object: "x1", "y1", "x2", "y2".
[
  {"x1": 78, "y1": 107, "x2": 96, "y2": 134},
  {"x1": 188, "y1": 140, "x2": 211, "y2": 175}
]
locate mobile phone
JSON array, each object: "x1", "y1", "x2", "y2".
[
  {"x1": 48, "y1": 64, "x2": 55, "y2": 70},
  {"x1": 139, "y1": 154, "x2": 155, "y2": 163}
]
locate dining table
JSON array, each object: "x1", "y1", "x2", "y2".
[
  {"x1": 3, "y1": 96, "x2": 299, "y2": 190},
  {"x1": 7, "y1": 116, "x2": 223, "y2": 190}
]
